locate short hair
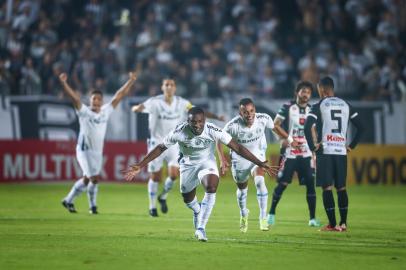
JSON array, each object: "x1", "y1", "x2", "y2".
[
  {"x1": 90, "y1": 89, "x2": 103, "y2": 97},
  {"x1": 295, "y1": 81, "x2": 314, "y2": 93},
  {"x1": 239, "y1": 98, "x2": 254, "y2": 106},
  {"x1": 188, "y1": 106, "x2": 205, "y2": 116},
  {"x1": 318, "y1": 76, "x2": 334, "y2": 90}
]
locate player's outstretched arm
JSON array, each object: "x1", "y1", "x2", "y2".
[
  {"x1": 111, "y1": 71, "x2": 137, "y2": 108},
  {"x1": 123, "y1": 144, "x2": 167, "y2": 181},
  {"x1": 216, "y1": 141, "x2": 229, "y2": 176},
  {"x1": 59, "y1": 73, "x2": 82, "y2": 110},
  {"x1": 226, "y1": 139, "x2": 279, "y2": 177}
]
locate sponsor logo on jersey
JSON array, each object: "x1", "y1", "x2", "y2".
[
  {"x1": 327, "y1": 134, "x2": 345, "y2": 142},
  {"x1": 207, "y1": 125, "x2": 221, "y2": 132}
]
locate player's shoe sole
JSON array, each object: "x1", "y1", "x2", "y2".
[
  {"x1": 61, "y1": 200, "x2": 77, "y2": 213},
  {"x1": 157, "y1": 195, "x2": 168, "y2": 214}
]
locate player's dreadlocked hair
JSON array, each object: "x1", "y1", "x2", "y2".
[{"x1": 188, "y1": 106, "x2": 205, "y2": 116}]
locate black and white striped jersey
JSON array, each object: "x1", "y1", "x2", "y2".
[
  {"x1": 307, "y1": 97, "x2": 358, "y2": 155},
  {"x1": 276, "y1": 101, "x2": 312, "y2": 158}
]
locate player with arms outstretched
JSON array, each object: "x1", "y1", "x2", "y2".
[
  {"x1": 124, "y1": 107, "x2": 276, "y2": 242},
  {"x1": 60, "y1": 71, "x2": 137, "y2": 214},
  {"x1": 217, "y1": 98, "x2": 298, "y2": 232},
  {"x1": 131, "y1": 78, "x2": 223, "y2": 217},
  {"x1": 304, "y1": 76, "x2": 363, "y2": 231}
]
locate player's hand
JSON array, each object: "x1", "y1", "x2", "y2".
[
  {"x1": 122, "y1": 164, "x2": 141, "y2": 181},
  {"x1": 59, "y1": 73, "x2": 68, "y2": 82},
  {"x1": 290, "y1": 140, "x2": 300, "y2": 149},
  {"x1": 259, "y1": 161, "x2": 280, "y2": 178},
  {"x1": 346, "y1": 146, "x2": 352, "y2": 153},
  {"x1": 219, "y1": 159, "x2": 230, "y2": 176},
  {"x1": 129, "y1": 71, "x2": 137, "y2": 82},
  {"x1": 313, "y1": 143, "x2": 321, "y2": 152},
  {"x1": 131, "y1": 104, "x2": 141, "y2": 112}
]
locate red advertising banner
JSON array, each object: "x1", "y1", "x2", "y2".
[{"x1": 0, "y1": 140, "x2": 148, "y2": 182}]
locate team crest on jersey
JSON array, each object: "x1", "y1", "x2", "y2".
[{"x1": 325, "y1": 102, "x2": 330, "y2": 107}]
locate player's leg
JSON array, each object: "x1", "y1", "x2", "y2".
[
  {"x1": 62, "y1": 176, "x2": 89, "y2": 213},
  {"x1": 157, "y1": 147, "x2": 180, "y2": 213},
  {"x1": 298, "y1": 157, "x2": 320, "y2": 226},
  {"x1": 268, "y1": 157, "x2": 294, "y2": 225},
  {"x1": 231, "y1": 160, "x2": 250, "y2": 232},
  {"x1": 87, "y1": 175, "x2": 100, "y2": 214},
  {"x1": 62, "y1": 150, "x2": 91, "y2": 213},
  {"x1": 148, "y1": 170, "x2": 161, "y2": 217},
  {"x1": 335, "y1": 155, "x2": 348, "y2": 231},
  {"x1": 253, "y1": 167, "x2": 269, "y2": 231},
  {"x1": 180, "y1": 165, "x2": 202, "y2": 231},
  {"x1": 318, "y1": 155, "x2": 341, "y2": 231}
]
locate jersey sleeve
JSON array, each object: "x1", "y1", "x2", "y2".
[
  {"x1": 223, "y1": 120, "x2": 235, "y2": 137},
  {"x1": 276, "y1": 103, "x2": 289, "y2": 120},
  {"x1": 264, "y1": 114, "x2": 275, "y2": 129},
  {"x1": 142, "y1": 97, "x2": 155, "y2": 114},
  {"x1": 208, "y1": 123, "x2": 232, "y2": 145},
  {"x1": 308, "y1": 102, "x2": 321, "y2": 120},
  {"x1": 348, "y1": 102, "x2": 359, "y2": 120},
  {"x1": 101, "y1": 102, "x2": 114, "y2": 118},
  {"x1": 162, "y1": 130, "x2": 179, "y2": 148},
  {"x1": 76, "y1": 104, "x2": 92, "y2": 118}
]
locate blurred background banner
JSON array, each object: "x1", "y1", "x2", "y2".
[{"x1": 0, "y1": 140, "x2": 147, "y2": 182}]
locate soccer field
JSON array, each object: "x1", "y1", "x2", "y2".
[{"x1": 0, "y1": 180, "x2": 405, "y2": 270}]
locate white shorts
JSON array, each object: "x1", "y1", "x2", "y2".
[
  {"x1": 76, "y1": 150, "x2": 103, "y2": 177},
  {"x1": 231, "y1": 151, "x2": 266, "y2": 183},
  {"x1": 179, "y1": 159, "x2": 219, "y2": 194},
  {"x1": 147, "y1": 139, "x2": 180, "y2": 173}
]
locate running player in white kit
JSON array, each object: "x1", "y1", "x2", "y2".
[
  {"x1": 60, "y1": 71, "x2": 137, "y2": 214},
  {"x1": 217, "y1": 98, "x2": 298, "y2": 232},
  {"x1": 124, "y1": 107, "x2": 276, "y2": 242},
  {"x1": 131, "y1": 78, "x2": 223, "y2": 217}
]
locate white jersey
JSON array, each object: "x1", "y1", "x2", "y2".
[
  {"x1": 76, "y1": 103, "x2": 114, "y2": 153},
  {"x1": 308, "y1": 96, "x2": 358, "y2": 155},
  {"x1": 276, "y1": 101, "x2": 312, "y2": 158},
  {"x1": 163, "y1": 121, "x2": 232, "y2": 165},
  {"x1": 224, "y1": 113, "x2": 274, "y2": 160},
  {"x1": 142, "y1": 95, "x2": 192, "y2": 142}
]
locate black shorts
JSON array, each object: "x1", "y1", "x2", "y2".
[
  {"x1": 277, "y1": 156, "x2": 314, "y2": 186},
  {"x1": 316, "y1": 154, "x2": 347, "y2": 188}
]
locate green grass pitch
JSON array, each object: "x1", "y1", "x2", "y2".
[{"x1": 1, "y1": 179, "x2": 405, "y2": 270}]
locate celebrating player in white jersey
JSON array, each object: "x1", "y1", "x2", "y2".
[
  {"x1": 60, "y1": 71, "x2": 137, "y2": 214},
  {"x1": 131, "y1": 78, "x2": 223, "y2": 217},
  {"x1": 124, "y1": 107, "x2": 275, "y2": 242},
  {"x1": 304, "y1": 76, "x2": 363, "y2": 232},
  {"x1": 268, "y1": 81, "x2": 321, "y2": 228},
  {"x1": 217, "y1": 98, "x2": 298, "y2": 232}
]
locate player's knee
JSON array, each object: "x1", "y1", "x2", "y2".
[
  {"x1": 337, "y1": 186, "x2": 346, "y2": 191},
  {"x1": 322, "y1": 185, "x2": 333, "y2": 191},
  {"x1": 206, "y1": 186, "x2": 217, "y2": 193},
  {"x1": 83, "y1": 177, "x2": 90, "y2": 185}
]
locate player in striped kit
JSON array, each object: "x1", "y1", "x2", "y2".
[
  {"x1": 60, "y1": 71, "x2": 137, "y2": 214},
  {"x1": 304, "y1": 76, "x2": 363, "y2": 231},
  {"x1": 217, "y1": 98, "x2": 298, "y2": 232},
  {"x1": 268, "y1": 81, "x2": 321, "y2": 227}
]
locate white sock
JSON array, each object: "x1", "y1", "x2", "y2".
[
  {"x1": 64, "y1": 178, "x2": 86, "y2": 203},
  {"x1": 185, "y1": 196, "x2": 201, "y2": 214},
  {"x1": 197, "y1": 193, "x2": 216, "y2": 230},
  {"x1": 159, "y1": 177, "x2": 175, "y2": 200},
  {"x1": 254, "y1": 176, "x2": 268, "y2": 219},
  {"x1": 87, "y1": 182, "x2": 98, "y2": 208},
  {"x1": 236, "y1": 187, "x2": 248, "y2": 217},
  {"x1": 148, "y1": 179, "x2": 158, "y2": 209}
]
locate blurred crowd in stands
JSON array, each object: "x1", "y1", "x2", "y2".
[{"x1": 0, "y1": 0, "x2": 405, "y2": 101}]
